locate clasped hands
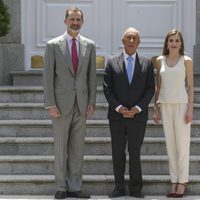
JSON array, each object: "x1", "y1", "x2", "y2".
[{"x1": 118, "y1": 106, "x2": 139, "y2": 118}]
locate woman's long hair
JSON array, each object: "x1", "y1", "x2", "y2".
[{"x1": 162, "y1": 29, "x2": 185, "y2": 56}]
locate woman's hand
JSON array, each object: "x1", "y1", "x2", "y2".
[
  {"x1": 152, "y1": 109, "x2": 161, "y2": 124},
  {"x1": 185, "y1": 109, "x2": 193, "y2": 124}
]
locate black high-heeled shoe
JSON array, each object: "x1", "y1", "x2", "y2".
[{"x1": 173, "y1": 183, "x2": 187, "y2": 198}]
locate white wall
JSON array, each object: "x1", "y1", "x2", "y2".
[{"x1": 21, "y1": 0, "x2": 196, "y2": 70}]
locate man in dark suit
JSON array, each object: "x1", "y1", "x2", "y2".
[
  {"x1": 43, "y1": 7, "x2": 96, "y2": 199},
  {"x1": 103, "y1": 27, "x2": 155, "y2": 198}
]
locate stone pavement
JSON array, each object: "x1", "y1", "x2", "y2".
[{"x1": 0, "y1": 196, "x2": 200, "y2": 200}]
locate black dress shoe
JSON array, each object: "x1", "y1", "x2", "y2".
[
  {"x1": 67, "y1": 191, "x2": 90, "y2": 198},
  {"x1": 54, "y1": 191, "x2": 66, "y2": 199},
  {"x1": 130, "y1": 192, "x2": 145, "y2": 198},
  {"x1": 109, "y1": 189, "x2": 125, "y2": 198}
]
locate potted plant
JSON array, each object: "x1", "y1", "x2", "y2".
[{"x1": 0, "y1": 0, "x2": 10, "y2": 37}]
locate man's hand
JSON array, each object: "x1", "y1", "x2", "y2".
[
  {"x1": 119, "y1": 106, "x2": 138, "y2": 118},
  {"x1": 118, "y1": 106, "x2": 129, "y2": 115},
  {"x1": 48, "y1": 107, "x2": 61, "y2": 118},
  {"x1": 87, "y1": 105, "x2": 95, "y2": 118},
  {"x1": 129, "y1": 107, "x2": 139, "y2": 115}
]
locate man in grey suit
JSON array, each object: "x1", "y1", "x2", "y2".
[
  {"x1": 43, "y1": 7, "x2": 96, "y2": 199},
  {"x1": 103, "y1": 27, "x2": 155, "y2": 198}
]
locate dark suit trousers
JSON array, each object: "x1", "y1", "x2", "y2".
[{"x1": 109, "y1": 118, "x2": 146, "y2": 194}]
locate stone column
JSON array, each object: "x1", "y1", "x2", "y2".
[
  {"x1": 0, "y1": 0, "x2": 24, "y2": 85},
  {"x1": 193, "y1": 0, "x2": 200, "y2": 72}
]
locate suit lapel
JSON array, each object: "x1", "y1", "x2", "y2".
[
  {"x1": 76, "y1": 35, "x2": 87, "y2": 76},
  {"x1": 117, "y1": 53, "x2": 125, "y2": 73},
  {"x1": 128, "y1": 53, "x2": 142, "y2": 86},
  {"x1": 132, "y1": 53, "x2": 141, "y2": 80},
  {"x1": 117, "y1": 53, "x2": 130, "y2": 84},
  {"x1": 118, "y1": 52, "x2": 142, "y2": 85},
  {"x1": 59, "y1": 34, "x2": 74, "y2": 76},
  {"x1": 116, "y1": 53, "x2": 144, "y2": 86}
]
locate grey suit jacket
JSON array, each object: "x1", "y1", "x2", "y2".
[{"x1": 43, "y1": 33, "x2": 96, "y2": 116}]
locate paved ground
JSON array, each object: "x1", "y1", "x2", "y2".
[{"x1": 0, "y1": 196, "x2": 199, "y2": 200}]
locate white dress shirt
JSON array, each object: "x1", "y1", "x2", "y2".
[
  {"x1": 66, "y1": 32, "x2": 79, "y2": 57},
  {"x1": 123, "y1": 51, "x2": 136, "y2": 81}
]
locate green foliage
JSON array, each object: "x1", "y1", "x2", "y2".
[{"x1": 0, "y1": 0, "x2": 11, "y2": 37}]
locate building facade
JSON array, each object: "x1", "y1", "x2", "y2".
[{"x1": 0, "y1": 0, "x2": 199, "y2": 85}]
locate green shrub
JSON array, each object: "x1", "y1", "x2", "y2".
[{"x1": 0, "y1": 0, "x2": 10, "y2": 37}]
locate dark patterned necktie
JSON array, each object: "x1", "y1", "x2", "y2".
[{"x1": 72, "y1": 38, "x2": 78, "y2": 76}]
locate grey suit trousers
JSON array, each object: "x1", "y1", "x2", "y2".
[{"x1": 52, "y1": 98, "x2": 86, "y2": 192}]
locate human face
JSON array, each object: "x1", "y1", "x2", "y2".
[
  {"x1": 122, "y1": 30, "x2": 140, "y2": 55},
  {"x1": 167, "y1": 34, "x2": 182, "y2": 54},
  {"x1": 64, "y1": 10, "x2": 84, "y2": 36}
]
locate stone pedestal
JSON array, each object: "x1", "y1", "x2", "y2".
[
  {"x1": 193, "y1": 45, "x2": 200, "y2": 72},
  {"x1": 0, "y1": 44, "x2": 24, "y2": 85},
  {"x1": 0, "y1": 0, "x2": 23, "y2": 85}
]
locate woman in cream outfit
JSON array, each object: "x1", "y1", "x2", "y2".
[{"x1": 153, "y1": 29, "x2": 194, "y2": 198}]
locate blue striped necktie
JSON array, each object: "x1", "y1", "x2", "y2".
[{"x1": 127, "y1": 56, "x2": 133, "y2": 84}]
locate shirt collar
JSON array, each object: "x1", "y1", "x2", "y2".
[
  {"x1": 65, "y1": 31, "x2": 79, "y2": 42},
  {"x1": 123, "y1": 50, "x2": 136, "y2": 61}
]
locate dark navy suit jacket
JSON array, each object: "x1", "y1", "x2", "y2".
[{"x1": 103, "y1": 52, "x2": 155, "y2": 122}]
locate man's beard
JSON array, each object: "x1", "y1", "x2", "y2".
[{"x1": 67, "y1": 26, "x2": 80, "y2": 34}]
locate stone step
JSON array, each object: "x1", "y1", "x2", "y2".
[
  {"x1": 0, "y1": 102, "x2": 200, "y2": 120},
  {"x1": 1, "y1": 86, "x2": 200, "y2": 104},
  {"x1": 11, "y1": 69, "x2": 104, "y2": 87},
  {"x1": 0, "y1": 155, "x2": 199, "y2": 175},
  {"x1": 0, "y1": 196, "x2": 199, "y2": 200},
  {"x1": 84, "y1": 137, "x2": 200, "y2": 156},
  {"x1": 0, "y1": 86, "x2": 107, "y2": 103},
  {"x1": 0, "y1": 137, "x2": 199, "y2": 156},
  {"x1": 0, "y1": 86, "x2": 44, "y2": 103},
  {"x1": 0, "y1": 174, "x2": 199, "y2": 195},
  {"x1": 0, "y1": 103, "x2": 49, "y2": 120},
  {"x1": 0, "y1": 119, "x2": 200, "y2": 138},
  {"x1": 11, "y1": 70, "x2": 44, "y2": 86},
  {"x1": 10, "y1": 70, "x2": 200, "y2": 87}
]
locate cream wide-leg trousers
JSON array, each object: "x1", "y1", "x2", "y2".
[{"x1": 160, "y1": 103, "x2": 191, "y2": 183}]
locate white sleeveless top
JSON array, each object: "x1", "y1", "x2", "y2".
[{"x1": 158, "y1": 55, "x2": 188, "y2": 103}]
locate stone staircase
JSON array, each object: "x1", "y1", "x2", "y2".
[{"x1": 0, "y1": 69, "x2": 199, "y2": 195}]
